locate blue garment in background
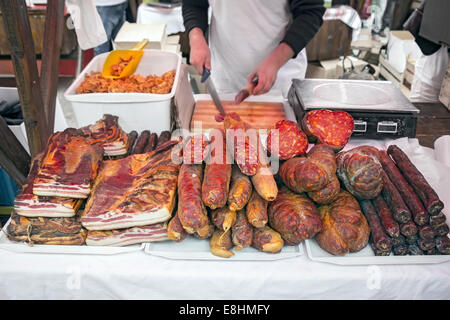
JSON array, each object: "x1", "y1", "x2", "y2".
[{"x1": 94, "y1": 1, "x2": 128, "y2": 56}]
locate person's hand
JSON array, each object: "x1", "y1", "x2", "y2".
[
  {"x1": 188, "y1": 27, "x2": 211, "y2": 75},
  {"x1": 248, "y1": 43, "x2": 294, "y2": 95}
]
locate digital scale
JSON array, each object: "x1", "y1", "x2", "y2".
[{"x1": 288, "y1": 79, "x2": 420, "y2": 139}]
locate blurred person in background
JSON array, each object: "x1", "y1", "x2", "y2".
[
  {"x1": 182, "y1": 0, "x2": 325, "y2": 98},
  {"x1": 94, "y1": 0, "x2": 128, "y2": 55}
]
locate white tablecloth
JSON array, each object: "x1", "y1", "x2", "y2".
[
  {"x1": 0, "y1": 247, "x2": 449, "y2": 299},
  {"x1": 136, "y1": 3, "x2": 184, "y2": 35},
  {"x1": 1, "y1": 133, "x2": 449, "y2": 299}
]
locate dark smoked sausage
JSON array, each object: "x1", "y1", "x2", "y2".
[
  {"x1": 144, "y1": 133, "x2": 158, "y2": 153},
  {"x1": 387, "y1": 145, "x2": 444, "y2": 216},
  {"x1": 360, "y1": 200, "x2": 392, "y2": 252},
  {"x1": 381, "y1": 171, "x2": 411, "y2": 224},
  {"x1": 132, "y1": 130, "x2": 150, "y2": 154},
  {"x1": 379, "y1": 151, "x2": 428, "y2": 226},
  {"x1": 373, "y1": 195, "x2": 400, "y2": 238}
]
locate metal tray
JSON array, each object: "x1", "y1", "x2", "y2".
[
  {"x1": 290, "y1": 79, "x2": 419, "y2": 113},
  {"x1": 144, "y1": 236, "x2": 304, "y2": 261},
  {"x1": 305, "y1": 239, "x2": 450, "y2": 266},
  {"x1": 0, "y1": 218, "x2": 145, "y2": 255}
]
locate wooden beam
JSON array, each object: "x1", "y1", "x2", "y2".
[
  {"x1": 0, "y1": 0, "x2": 49, "y2": 157},
  {"x1": 40, "y1": 0, "x2": 65, "y2": 136},
  {"x1": 0, "y1": 117, "x2": 29, "y2": 186}
]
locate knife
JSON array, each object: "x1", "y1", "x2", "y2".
[{"x1": 201, "y1": 67, "x2": 226, "y2": 115}]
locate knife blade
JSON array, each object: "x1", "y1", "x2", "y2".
[{"x1": 201, "y1": 68, "x2": 226, "y2": 115}]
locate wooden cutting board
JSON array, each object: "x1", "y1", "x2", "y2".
[{"x1": 190, "y1": 100, "x2": 286, "y2": 132}]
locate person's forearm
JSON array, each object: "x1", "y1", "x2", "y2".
[
  {"x1": 265, "y1": 43, "x2": 295, "y2": 72},
  {"x1": 283, "y1": 0, "x2": 325, "y2": 57},
  {"x1": 189, "y1": 27, "x2": 208, "y2": 48},
  {"x1": 182, "y1": 0, "x2": 209, "y2": 35}
]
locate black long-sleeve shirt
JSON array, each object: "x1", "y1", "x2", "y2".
[{"x1": 182, "y1": 0, "x2": 325, "y2": 58}]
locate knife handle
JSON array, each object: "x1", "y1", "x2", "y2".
[{"x1": 201, "y1": 67, "x2": 211, "y2": 83}]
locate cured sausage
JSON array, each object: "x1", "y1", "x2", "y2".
[
  {"x1": 405, "y1": 234, "x2": 419, "y2": 245},
  {"x1": 280, "y1": 144, "x2": 336, "y2": 194},
  {"x1": 370, "y1": 242, "x2": 391, "y2": 256},
  {"x1": 167, "y1": 212, "x2": 188, "y2": 242},
  {"x1": 418, "y1": 225, "x2": 436, "y2": 240},
  {"x1": 301, "y1": 109, "x2": 354, "y2": 151},
  {"x1": 408, "y1": 244, "x2": 423, "y2": 255},
  {"x1": 387, "y1": 145, "x2": 444, "y2": 216},
  {"x1": 418, "y1": 238, "x2": 435, "y2": 251},
  {"x1": 216, "y1": 112, "x2": 259, "y2": 176},
  {"x1": 201, "y1": 133, "x2": 232, "y2": 209},
  {"x1": 373, "y1": 195, "x2": 400, "y2": 238},
  {"x1": 337, "y1": 146, "x2": 383, "y2": 200},
  {"x1": 400, "y1": 221, "x2": 418, "y2": 237},
  {"x1": 360, "y1": 200, "x2": 392, "y2": 252},
  {"x1": 433, "y1": 222, "x2": 450, "y2": 237},
  {"x1": 269, "y1": 187, "x2": 322, "y2": 245},
  {"x1": 246, "y1": 190, "x2": 268, "y2": 228},
  {"x1": 307, "y1": 176, "x2": 340, "y2": 205},
  {"x1": 209, "y1": 228, "x2": 234, "y2": 258},
  {"x1": 391, "y1": 235, "x2": 405, "y2": 247},
  {"x1": 316, "y1": 190, "x2": 370, "y2": 256},
  {"x1": 379, "y1": 150, "x2": 429, "y2": 226},
  {"x1": 177, "y1": 164, "x2": 210, "y2": 235},
  {"x1": 143, "y1": 133, "x2": 158, "y2": 153},
  {"x1": 157, "y1": 131, "x2": 172, "y2": 147},
  {"x1": 393, "y1": 244, "x2": 408, "y2": 256},
  {"x1": 429, "y1": 212, "x2": 446, "y2": 226},
  {"x1": 231, "y1": 210, "x2": 253, "y2": 250},
  {"x1": 127, "y1": 131, "x2": 138, "y2": 154},
  {"x1": 227, "y1": 166, "x2": 252, "y2": 211},
  {"x1": 252, "y1": 226, "x2": 284, "y2": 253},
  {"x1": 132, "y1": 130, "x2": 150, "y2": 154},
  {"x1": 436, "y1": 236, "x2": 450, "y2": 255},
  {"x1": 266, "y1": 120, "x2": 308, "y2": 160},
  {"x1": 251, "y1": 164, "x2": 278, "y2": 202},
  {"x1": 211, "y1": 207, "x2": 236, "y2": 232},
  {"x1": 183, "y1": 134, "x2": 209, "y2": 164},
  {"x1": 381, "y1": 171, "x2": 412, "y2": 224},
  {"x1": 424, "y1": 248, "x2": 438, "y2": 255}
]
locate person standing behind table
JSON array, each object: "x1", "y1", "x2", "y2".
[
  {"x1": 94, "y1": 0, "x2": 128, "y2": 56},
  {"x1": 182, "y1": 0, "x2": 325, "y2": 98}
]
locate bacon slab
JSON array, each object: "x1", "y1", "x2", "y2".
[
  {"x1": 6, "y1": 211, "x2": 87, "y2": 245},
  {"x1": 86, "y1": 224, "x2": 169, "y2": 246},
  {"x1": 33, "y1": 129, "x2": 104, "y2": 199},
  {"x1": 79, "y1": 114, "x2": 129, "y2": 156},
  {"x1": 81, "y1": 141, "x2": 181, "y2": 230},
  {"x1": 15, "y1": 154, "x2": 83, "y2": 217}
]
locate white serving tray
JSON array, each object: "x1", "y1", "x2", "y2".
[
  {"x1": 305, "y1": 239, "x2": 450, "y2": 266},
  {"x1": 0, "y1": 219, "x2": 144, "y2": 255},
  {"x1": 144, "y1": 235, "x2": 303, "y2": 261}
]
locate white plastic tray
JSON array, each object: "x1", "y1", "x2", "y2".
[
  {"x1": 0, "y1": 219, "x2": 144, "y2": 255},
  {"x1": 144, "y1": 235, "x2": 303, "y2": 261},
  {"x1": 305, "y1": 239, "x2": 450, "y2": 266}
]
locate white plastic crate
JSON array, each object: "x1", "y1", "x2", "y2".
[{"x1": 64, "y1": 49, "x2": 181, "y2": 134}]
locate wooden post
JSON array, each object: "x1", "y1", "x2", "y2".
[
  {"x1": 0, "y1": 117, "x2": 30, "y2": 185},
  {"x1": 0, "y1": 0, "x2": 49, "y2": 157},
  {"x1": 40, "y1": 0, "x2": 65, "y2": 136}
]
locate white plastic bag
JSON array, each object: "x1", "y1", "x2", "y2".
[
  {"x1": 410, "y1": 45, "x2": 449, "y2": 103},
  {"x1": 65, "y1": 0, "x2": 107, "y2": 50}
]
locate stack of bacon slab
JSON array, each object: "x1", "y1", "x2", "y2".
[
  {"x1": 7, "y1": 129, "x2": 104, "y2": 245},
  {"x1": 14, "y1": 154, "x2": 84, "y2": 218},
  {"x1": 79, "y1": 114, "x2": 129, "y2": 157},
  {"x1": 81, "y1": 139, "x2": 181, "y2": 246},
  {"x1": 33, "y1": 129, "x2": 104, "y2": 198}
]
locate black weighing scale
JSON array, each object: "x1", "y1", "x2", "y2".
[{"x1": 288, "y1": 79, "x2": 420, "y2": 139}]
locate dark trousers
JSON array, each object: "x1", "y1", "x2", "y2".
[{"x1": 94, "y1": 1, "x2": 128, "y2": 55}]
